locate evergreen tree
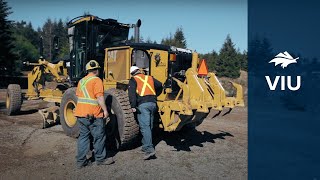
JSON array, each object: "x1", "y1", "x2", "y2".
[
  {"x1": 161, "y1": 27, "x2": 187, "y2": 48},
  {"x1": 173, "y1": 27, "x2": 186, "y2": 48},
  {"x1": 0, "y1": 0, "x2": 17, "y2": 74},
  {"x1": 216, "y1": 35, "x2": 240, "y2": 78},
  {"x1": 53, "y1": 19, "x2": 68, "y2": 61},
  {"x1": 144, "y1": 37, "x2": 157, "y2": 44},
  {"x1": 129, "y1": 35, "x2": 134, "y2": 42},
  {"x1": 12, "y1": 34, "x2": 39, "y2": 63},
  {"x1": 239, "y1": 50, "x2": 248, "y2": 71},
  {"x1": 40, "y1": 18, "x2": 54, "y2": 60},
  {"x1": 25, "y1": 22, "x2": 39, "y2": 47},
  {"x1": 161, "y1": 33, "x2": 174, "y2": 46},
  {"x1": 128, "y1": 35, "x2": 144, "y2": 43},
  {"x1": 13, "y1": 21, "x2": 39, "y2": 46},
  {"x1": 38, "y1": 18, "x2": 69, "y2": 61},
  {"x1": 12, "y1": 21, "x2": 40, "y2": 62},
  {"x1": 260, "y1": 38, "x2": 273, "y2": 65},
  {"x1": 145, "y1": 37, "x2": 153, "y2": 43},
  {"x1": 249, "y1": 36, "x2": 273, "y2": 73}
]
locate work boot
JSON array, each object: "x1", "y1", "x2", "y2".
[
  {"x1": 139, "y1": 149, "x2": 146, "y2": 154},
  {"x1": 77, "y1": 160, "x2": 92, "y2": 169},
  {"x1": 143, "y1": 151, "x2": 156, "y2": 160},
  {"x1": 96, "y1": 157, "x2": 115, "y2": 166}
]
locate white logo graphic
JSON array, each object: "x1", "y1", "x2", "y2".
[
  {"x1": 269, "y1": 51, "x2": 299, "y2": 69},
  {"x1": 265, "y1": 76, "x2": 301, "y2": 91},
  {"x1": 265, "y1": 51, "x2": 301, "y2": 91}
]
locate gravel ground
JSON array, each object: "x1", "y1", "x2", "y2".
[{"x1": 0, "y1": 89, "x2": 247, "y2": 180}]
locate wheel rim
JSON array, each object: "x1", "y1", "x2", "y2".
[
  {"x1": 6, "y1": 93, "x2": 10, "y2": 109},
  {"x1": 64, "y1": 100, "x2": 77, "y2": 127}
]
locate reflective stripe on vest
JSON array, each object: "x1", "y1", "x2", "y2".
[
  {"x1": 134, "y1": 74, "x2": 156, "y2": 96},
  {"x1": 78, "y1": 76, "x2": 99, "y2": 105},
  {"x1": 78, "y1": 98, "x2": 99, "y2": 105}
]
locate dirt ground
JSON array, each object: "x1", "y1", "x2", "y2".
[{"x1": 0, "y1": 89, "x2": 247, "y2": 180}]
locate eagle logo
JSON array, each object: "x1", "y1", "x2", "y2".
[{"x1": 269, "y1": 51, "x2": 299, "y2": 69}]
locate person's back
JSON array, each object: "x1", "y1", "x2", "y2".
[
  {"x1": 74, "y1": 74, "x2": 103, "y2": 118},
  {"x1": 129, "y1": 73, "x2": 161, "y2": 108},
  {"x1": 74, "y1": 60, "x2": 114, "y2": 169},
  {"x1": 128, "y1": 66, "x2": 162, "y2": 160}
]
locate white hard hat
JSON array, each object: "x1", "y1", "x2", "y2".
[{"x1": 130, "y1": 66, "x2": 140, "y2": 74}]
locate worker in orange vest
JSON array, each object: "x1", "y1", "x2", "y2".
[
  {"x1": 74, "y1": 60, "x2": 114, "y2": 169},
  {"x1": 128, "y1": 66, "x2": 163, "y2": 160}
]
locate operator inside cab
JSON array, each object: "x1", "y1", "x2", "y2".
[{"x1": 132, "y1": 49, "x2": 150, "y2": 75}]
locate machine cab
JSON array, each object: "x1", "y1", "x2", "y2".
[{"x1": 67, "y1": 15, "x2": 130, "y2": 82}]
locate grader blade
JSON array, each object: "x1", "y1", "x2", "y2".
[
  {"x1": 160, "y1": 65, "x2": 245, "y2": 131},
  {"x1": 38, "y1": 106, "x2": 60, "y2": 128},
  {"x1": 206, "y1": 109, "x2": 222, "y2": 119},
  {"x1": 231, "y1": 82, "x2": 245, "y2": 107}
]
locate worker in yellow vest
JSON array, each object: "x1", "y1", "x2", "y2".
[
  {"x1": 128, "y1": 66, "x2": 163, "y2": 160},
  {"x1": 74, "y1": 60, "x2": 114, "y2": 168}
]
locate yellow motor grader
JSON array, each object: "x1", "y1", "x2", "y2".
[{"x1": 6, "y1": 15, "x2": 244, "y2": 148}]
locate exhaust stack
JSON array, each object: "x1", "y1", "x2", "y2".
[{"x1": 134, "y1": 19, "x2": 142, "y2": 43}]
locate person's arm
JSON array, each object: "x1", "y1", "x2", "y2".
[
  {"x1": 128, "y1": 78, "x2": 137, "y2": 111},
  {"x1": 94, "y1": 78, "x2": 108, "y2": 118},
  {"x1": 97, "y1": 96, "x2": 108, "y2": 118},
  {"x1": 76, "y1": 81, "x2": 81, "y2": 96},
  {"x1": 153, "y1": 78, "x2": 163, "y2": 96}
]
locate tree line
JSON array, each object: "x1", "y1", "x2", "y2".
[
  {"x1": 0, "y1": 0, "x2": 70, "y2": 74},
  {"x1": 12, "y1": 19, "x2": 69, "y2": 66},
  {"x1": 0, "y1": 0, "x2": 247, "y2": 78}
]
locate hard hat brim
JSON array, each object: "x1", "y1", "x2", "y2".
[
  {"x1": 130, "y1": 66, "x2": 140, "y2": 74},
  {"x1": 86, "y1": 66, "x2": 101, "y2": 71}
]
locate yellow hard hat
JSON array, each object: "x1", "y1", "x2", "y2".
[{"x1": 86, "y1": 60, "x2": 101, "y2": 71}]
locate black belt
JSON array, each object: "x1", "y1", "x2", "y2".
[{"x1": 77, "y1": 115, "x2": 96, "y2": 120}]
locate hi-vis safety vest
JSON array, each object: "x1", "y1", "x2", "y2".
[
  {"x1": 78, "y1": 76, "x2": 99, "y2": 106},
  {"x1": 134, "y1": 74, "x2": 156, "y2": 96}
]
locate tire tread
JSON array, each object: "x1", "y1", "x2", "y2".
[{"x1": 7, "y1": 84, "x2": 22, "y2": 115}]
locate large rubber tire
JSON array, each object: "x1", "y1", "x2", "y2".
[
  {"x1": 6, "y1": 84, "x2": 22, "y2": 115},
  {"x1": 60, "y1": 88, "x2": 79, "y2": 138},
  {"x1": 105, "y1": 89, "x2": 139, "y2": 149}
]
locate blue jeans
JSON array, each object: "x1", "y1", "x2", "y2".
[
  {"x1": 137, "y1": 102, "x2": 157, "y2": 153},
  {"x1": 76, "y1": 117, "x2": 106, "y2": 166}
]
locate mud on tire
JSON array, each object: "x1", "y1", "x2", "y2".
[
  {"x1": 60, "y1": 88, "x2": 79, "y2": 138},
  {"x1": 6, "y1": 84, "x2": 22, "y2": 115},
  {"x1": 105, "y1": 88, "x2": 139, "y2": 150}
]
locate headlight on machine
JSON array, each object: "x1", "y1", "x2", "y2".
[{"x1": 169, "y1": 54, "x2": 176, "y2": 61}]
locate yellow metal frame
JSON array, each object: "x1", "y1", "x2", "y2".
[
  {"x1": 24, "y1": 46, "x2": 244, "y2": 132},
  {"x1": 156, "y1": 53, "x2": 244, "y2": 131},
  {"x1": 25, "y1": 58, "x2": 68, "y2": 103},
  {"x1": 102, "y1": 47, "x2": 244, "y2": 132},
  {"x1": 71, "y1": 16, "x2": 96, "y2": 26}
]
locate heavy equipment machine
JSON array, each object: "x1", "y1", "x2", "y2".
[{"x1": 6, "y1": 15, "x2": 244, "y2": 148}]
